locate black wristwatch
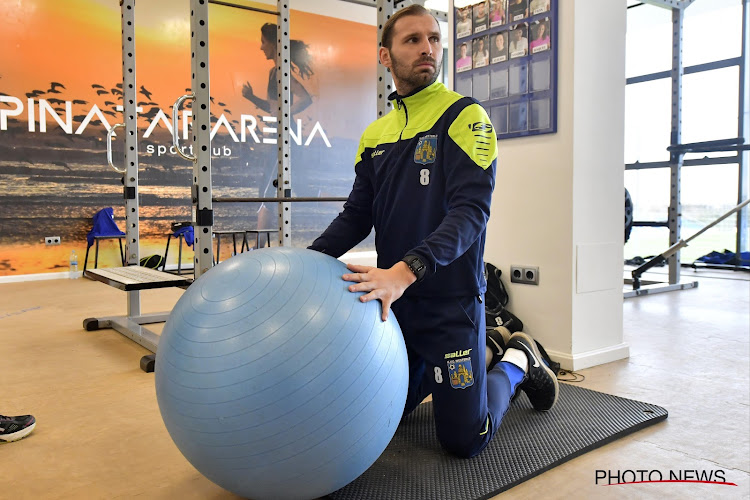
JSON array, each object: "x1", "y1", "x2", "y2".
[{"x1": 401, "y1": 255, "x2": 426, "y2": 282}]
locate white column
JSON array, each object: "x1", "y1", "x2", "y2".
[{"x1": 485, "y1": 0, "x2": 628, "y2": 370}]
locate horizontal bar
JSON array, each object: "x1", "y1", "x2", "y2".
[
  {"x1": 208, "y1": 0, "x2": 277, "y2": 15},
  {"x1": 626, "y1": 70, "x2": 670, "y2": 85},
  {"x1": 639, "y1": 0, "x2": 696, "y2": 10},
  {"x1": 684, "y1": 57, "x2": 743, "y2": 74},
  {"x1": 633, "y1": 221, "x2": 669, "y2": 227},
  {"x1": 679, "y1": 156, "x2": 740, "y2": 166},
  {"x1": 338, "y1": 0, "x2": 446, "y2": 20},
  {"x1": 109, "y1": 316, "x2": 161, "y2": 353},
  {"x1": 339, "y1": 0, "x2": 376, "y2": 6},
  {"x1": 627, "y1": 160, "x2": 673, "y2": 170},
  {"x1": 670, "y1": 144, "x2": 750, "y2": 154},
  {"x1": 213, "y1": 197, "x2": 348, "y2": 203},
  {"x1": 626, "y1": 155, "x2": 741, "y2": 170},
  {"x1": 626, "y1": 57, "x2": 742, "y2": 85},
  {"x1": 667, "y1": 137, "x2": 745, "y2": 152},
  {"x1": 340, "y1": 0, "x2": 409, "y2": 8},
  {"x1": 623, "y1": 281, "x2": 698, "y2": 299},
  {"x1": 208, "y1": 1, "x2": 446, "y2": 21}
]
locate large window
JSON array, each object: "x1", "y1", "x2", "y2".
[
  {"x1": 682, "y1": 67, "x2": 740, "y2": 144},
  {"x1": 624, "y1": 0, "x2": 747, "y2": 264},
  {"x1": 625, "y1": 3, "x2": 673, "y2": 78},
  {"x1": 624, "y1": 79, "x2": 672, "y2": 163}
]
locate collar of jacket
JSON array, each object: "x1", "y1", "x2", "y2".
[{"x1": 387, "y1": 81, "x2": 445, "y2": 107}]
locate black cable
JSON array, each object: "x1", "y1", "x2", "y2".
[{"x1": 556, "y1": 369, "x2": 585, "y2": 383}]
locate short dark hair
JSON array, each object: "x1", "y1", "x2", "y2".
[{"x1": 381, "y1": 4, "x2": 439, "y2": 49}]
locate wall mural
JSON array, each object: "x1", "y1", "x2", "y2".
[{"x1": 0, "y1": 0, "x2": 376, "y2": 276}]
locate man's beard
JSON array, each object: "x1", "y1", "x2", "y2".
[{"x1": 390, "y1": 53, "x2": 442, "y2": 94}]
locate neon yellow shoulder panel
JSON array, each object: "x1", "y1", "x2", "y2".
[
  {"x1": 353, "y1": 84, "x2": 497, "y2": 169},
  {"x1": 447, "y1": 104, "x2": 497, "y2": 170},
  {"x1": 354, "y1": 113, "x2": 402, "y2": 166},
  {"x1": 354, "y1": 84, "x2": 464, "y2": 165},
  {"x1": 400, "y1": 91, "x2": 463, "y2": 141}
]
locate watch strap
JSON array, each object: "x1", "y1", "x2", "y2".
[{"x1": 402, "y1": 255, "x2": 426, "y2": 282}]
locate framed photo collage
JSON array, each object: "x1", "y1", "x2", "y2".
[{"x1": 454, "y1": 0, "x2": 558, "y2": 139}]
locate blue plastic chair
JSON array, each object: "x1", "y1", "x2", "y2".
[
  {"x1": 84, "y1": 207, "x2": 126, "y2": 272},
  {"x1": 162, "y1": 224, "x2": 194, "y2": 275}
]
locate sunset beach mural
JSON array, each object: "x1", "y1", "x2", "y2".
[{"x1": 0, "y1": 0, "x2": 377, "y2": 276}]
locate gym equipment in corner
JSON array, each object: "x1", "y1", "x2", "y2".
[
  {"x1": 626, "y1": 197, "x2": 749, "y2": 297},
  {"x1": 625, "y1": 137, "x2": 749, "y2": 297},
  {"x1": 82, "y1": 0, "x2": 192, "y2": 373}
]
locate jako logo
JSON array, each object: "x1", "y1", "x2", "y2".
[
  {"x1": 470, "y1": 122, "x2": 493, "y2": 133},
  {"x1": 595, "y1": 469, "x2": 737, "y2": 486}
]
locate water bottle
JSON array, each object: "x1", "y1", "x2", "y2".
[{"x1": 69, "y1": 250, "x2": 79, "y2": 279}]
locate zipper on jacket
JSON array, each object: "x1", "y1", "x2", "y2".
[{"x1": 395, "y1": 96, "x2": 408, "y2": 153}]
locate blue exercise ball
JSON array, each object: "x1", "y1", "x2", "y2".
[{"x1": 155, "y1": 247, "x2": 408, "y2": 500}]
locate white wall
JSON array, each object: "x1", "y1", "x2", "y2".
[{"x1": 485, "y1": 0, "x2": 628, "y2": 370}]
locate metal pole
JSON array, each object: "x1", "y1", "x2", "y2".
[
  {"x1": 738, "y1": 0, "x2": 749, "y2": 254},
  {"x1": 377, "y1": 0, "x2": 396, "y2": 118},
  {"x1": 121, "y1": 0, "x2": 141, "y2": 317},
  {"x1": 277, "y1": 1, "x2": 292, "y2": 246},
  {"x1": 191, "y1": 0, "x2": 214, "y2": 278},
  {"x1": 667, "y1": 4, "x2": 685, "y2": 285},
  {"x1": 679, "y1": 198, "x2": 750, "y2": 247}
]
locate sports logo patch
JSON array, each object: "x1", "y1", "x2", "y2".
[
  {"x1": 414, "y1": 135, "x2": 438, "y2": 165},
  {"x1": 470, "y1": 122, "x2": 493, "y2": 133},
  {"x1": 447, "y1": 357, "x2": 474, "y2": 389}
]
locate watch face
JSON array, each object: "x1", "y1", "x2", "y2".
[{"x1": 406, "y1": 256, "x2": 425, "y2": 279}]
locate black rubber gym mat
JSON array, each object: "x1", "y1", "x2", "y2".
[{"x1": 327, "y1": 383, "x2": 668, "y2": 500}]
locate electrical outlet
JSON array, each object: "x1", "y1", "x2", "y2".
[
  {"x1": 45, "y1": 236, "x2": 61, "y2": 246},
  {"x1": 510, "y1": 266, "x2": 524, "y2": 283},
  {"x1": 510, "y1": 265, "x2": 539, "y2": 285},
  {"x1": 523, "y1": 266, "x2": 539, "y2": 285}
]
